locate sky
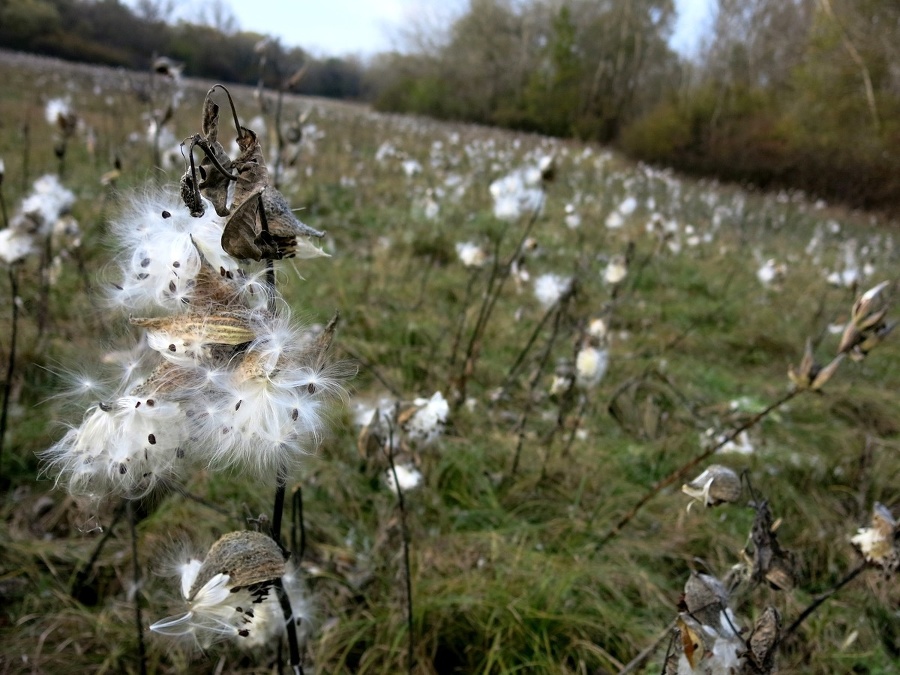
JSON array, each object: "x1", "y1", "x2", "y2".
[{"x1": 135, "y1": 0, "x2": 716, "y2": 59}]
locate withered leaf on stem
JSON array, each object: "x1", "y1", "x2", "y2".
[
  {"x1": 221, "y1": 127, "x2": 271, "y2": 261},
  {"x1": 222, "y1": 184, "x2": 265, "y2": 260},
  {"x1": 197, "y1": 96, "x2": 236, "y2": 217},
  {"x1": 748, "y1": 500, "x2": 796, "y2": 591}
]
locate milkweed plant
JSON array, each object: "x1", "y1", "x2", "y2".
[{"x1": 40, "y1": 85, "x2": 346, "y2": 666}]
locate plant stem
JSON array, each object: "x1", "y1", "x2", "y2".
[
  {"x1": 784, "y1": 561, "x2": 867, "y2": 638},
  {"x1": 291, "y1": 487, "x2": 306, "y2": 562},
  {"x1": 71, "y1": 500, "x2": 126, "y2": 600},
  {"x1": 274, "y1": 576, "x2": 303, "y2": 675},
  {"x1": 386, "y1": 423, "x2": 415, "y2": 673},
  {"x1": 595, "y1": 388, "x2": 801, "y2": 550},
  {"x1": 272, "y1": 469, "x2": 287, "y2": 549},
  {"x1": 0, "y1": 268, "x2": 20, "y2": 479},
  {"x1": 456, "y1": 206, "x2": 541, "y2": 406},
  {"x1": 127, "y1": 500, "x2": 147, "y2": 675},
  {"x1": 0, "y1": 189, "x2": 8, "y2": 229},
  {"x1": 258, "y1": 188, "x2": 302, "y2": 673}
]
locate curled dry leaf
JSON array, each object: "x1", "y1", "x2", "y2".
[
  {"x1": 746, "y1": 500, "x2": 795, "y2": 591},
  {"x1": 221, "y1": 127, "x2": 277, "y2": 261},
  {"x1": 197, "y1": 95, "x2": 236, "y2": 217}
]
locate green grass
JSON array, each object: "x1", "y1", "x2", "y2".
[{"x1": 0, "y1": 51, "x2": 898, "y2": 674}]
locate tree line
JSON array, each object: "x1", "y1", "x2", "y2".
[
  {"x1": 370, "y1": 0, "x2": 900, "y2": 212},
  {"x1": 4, "y1": 0, "x2": 900, "y2": 211},
  {"x1": 0, "y1": 0, "x2": 365, "y2": 99}
]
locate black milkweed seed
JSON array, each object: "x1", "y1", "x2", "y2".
[
  {"x1": 168, "y1": 344, "x2": 177, "y2": 352},
  {"x1": 235, "y1": 606, "x2": 243, "y2": 613},
  {"x1": 161, "y1": 210, "x2": 171, "y2": 219},
  {"x1": 136, "y1": 273, "x2": 149, "y2": 280},
  {"x1": 307, "y1": 383, "x2": 317, "y2": 394},
  {"x1": 245, "y1": 608, "x2": 254, "y2": 618},
  {"x1": 135, "y1": 401, "x2": 141, "y2": 408},
  {"x1": 176, "y1": 448, "x2": 184, "y2": 458},
  {"x1": 235, "y1": 400, "x2": 242, "y2": 411},
  {"x1": 172, "y1": 261, "x2": 180, "y2": 268},
  {"x1": 141, "y1": 257, "x2": 151, "y2": 268},
  {"x1": 220, "y1": 267, "x2": 226, "y2": 277},
  {"x1": 238, "y1": 629, "x2": 249, "y2": 638},
  {"x1": 119, "y1": 463, "x2": 127, "y2": 474},
  {"x1": 148, "y1": 433, "x2": 157, "y2": 445},
  {"x1": 292, "y1": 409, "x2": 299, "y2": 421},
  {"x1": 146, "y1": 399, "x2": 155, "y2": 407},
  {"x1": 99, "y1": 401, "x2": 113, "y2": 412},
  {"x1": 225, "y1": 270, "x2": 234, "y2": 279},
  {"x1": 112, "y1": 283, "x2": 123, "y2": 290},
  {"x1": 169, "y1": 280, "x2": 177, "y2": 293}
]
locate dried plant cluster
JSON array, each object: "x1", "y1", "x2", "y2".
[{"x1": 0, "y1": 53, "x2": 898, "y2": 674}]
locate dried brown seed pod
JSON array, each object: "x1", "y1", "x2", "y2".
[
  {"x1": 683, "y1": 572, "x2": 729, "y2": 628},
  {"x1": 851, "y1": 502, "x2": 899, "y2": 573},
  {"x1": 189, "y1": 531, "x2": 287, "y2": 599},
  {"x1": 130, "y1": 312, "x2": 256, "y2": 347},
  {"x1": 682, "y1": 464, "x2": 742, "y2": 508},
  {"x1": 747, "y1": 606, "x2": 781, "y2": 673}
]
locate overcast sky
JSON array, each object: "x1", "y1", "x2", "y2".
[{"x1": 129, "y1": 0, "x2": 715, "y2": 58}]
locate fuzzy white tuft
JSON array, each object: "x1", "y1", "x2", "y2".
[{"x1": 42, "y1": 394, "x2": 190, "y2": 499}]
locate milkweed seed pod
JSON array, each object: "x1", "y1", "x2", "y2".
[
  {"x1": 838, "y1": 281, "x2": 895, "y2": 361},
  {"x1": 189, "y1": 531, "x2": 287, "y2": 598},
  {"x1": 851, "y1": 502, "x2": 899, "y2": 574},
  {"x1": 682, "y1": 464, "x2": 742, "y2": 509},
  {"x1": 683, "y1": 572, "x2": 730, "y2": 629},
  {"x1": 150, "y1": 532, "x2": 309, "y2": 648},
  {"x1": 747, "y1": 607, "x2": 781, "y2": 673}
]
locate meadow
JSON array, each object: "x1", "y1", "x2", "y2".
[{"x1": 0, "y1": 50, "x2": 898, "y2": 674}]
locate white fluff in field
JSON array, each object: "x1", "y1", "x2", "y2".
[{"x1": 534, "y1": 273, "x2": 572, "y2": 308}]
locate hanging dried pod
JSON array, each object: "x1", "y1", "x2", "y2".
[
  {"x1": 683, "y1": 572, "x2": 730, "y2": 628},
  {"x1": 746, "y1": 500, "x2": 796, "y2": 591},
  {"x1": 745, "y1": 606, "x2": 781, "y2": 674},
  {"x1": 682, "y1": 464, "x2": 742, "y2": 508}
]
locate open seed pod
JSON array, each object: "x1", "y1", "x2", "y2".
[
  {"x1": 189, "y1": 531, "x2": 287, "y2": 599},
  {"x1": 682, "y1": 464, "x2": 742, "y2": 508},
  {"x1": 683, "y1": 572, "x2": 730, "y2": 628}
]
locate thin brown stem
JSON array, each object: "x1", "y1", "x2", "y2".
[
  {"x1": 0, "y1": 268, "x2": 20, "y2": 477},
  {"x1": 127, "y1": 501, "x2": 147, "y2": 675},
  {"x1": 210, "y1": 84, "x2": 242, "y2": 138},
  {"x1": 386, "y1": 420, "x2": 415, "y2": 673},
  {"x1": 784, "y1": 561, "x2": 867, "y2": 638},
  {"x1": 595, "y1": 388, "x2": 802, "y2": 549},
  {"x1": 456, "y1": 207, "x2": 541, "y2": 406}
]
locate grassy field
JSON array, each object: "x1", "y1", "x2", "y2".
[{"x1": 0, "y1": 50, "x2": 898, "y2": 674}]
